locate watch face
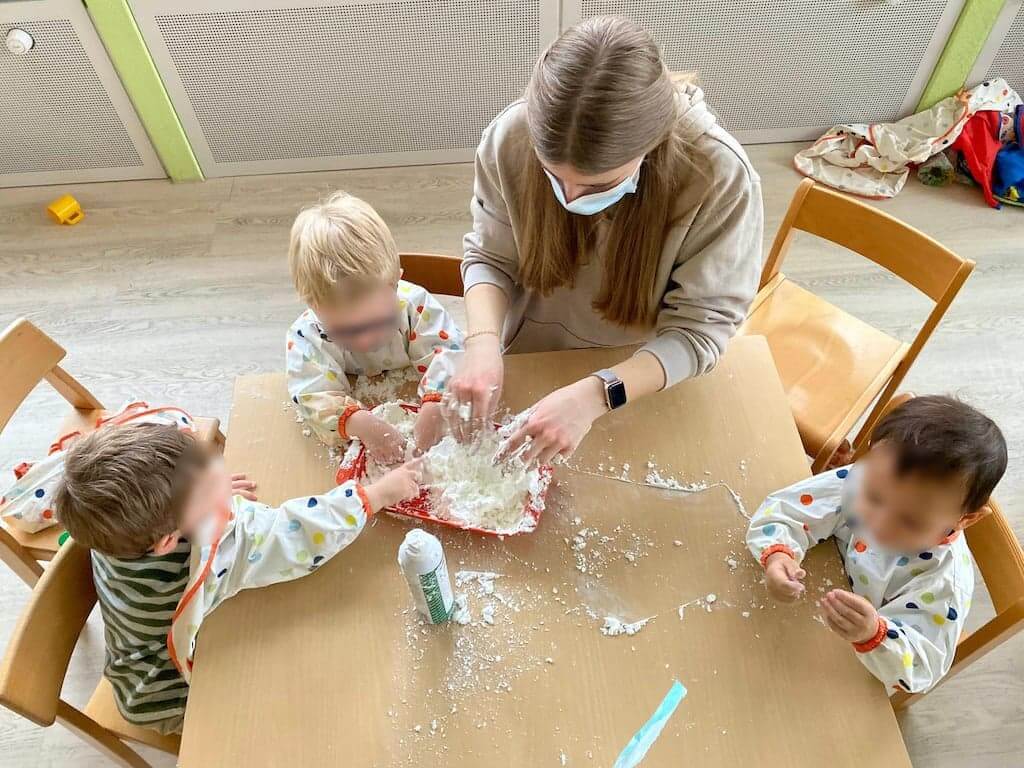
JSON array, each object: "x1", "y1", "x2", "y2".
[{"x1": 608, "y1": 380, "x2": 627, "y2": 409}]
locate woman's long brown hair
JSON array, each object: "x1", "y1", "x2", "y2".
[{"x1": 519, "y1": 16, "x2": 696, "y2": 328}]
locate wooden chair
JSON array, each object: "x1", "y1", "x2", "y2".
[
  {"x1": 0, "y1": 540, "x2": 180, "y2": 766},
  {"x1": 740, "y1": 179, "x2": 975, "y2": 472},
  {"x1": 0, "y1": 318, "x2": 224, "y2": 586},
  {"x1": 850, "y1": 393, "x2": 1024, "y2": 710},
  {"x1": 400, "y1": 252, "x2": 464, "y2": 296}
]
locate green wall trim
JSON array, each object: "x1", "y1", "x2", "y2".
[
  {"x1": 916, "y1": 0, "x2": 1008, "y2": 111},
  {"x1": 84, "y1": 0, "x2": 203, "y2": 182}
]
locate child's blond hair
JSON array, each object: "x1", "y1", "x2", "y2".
[{"x1": 288, "y1": 191, "x2": 400, "y2": 308}]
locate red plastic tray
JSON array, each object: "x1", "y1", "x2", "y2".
[{"x1": 335, "y1": 403, "x2": 551, "y2": 536}]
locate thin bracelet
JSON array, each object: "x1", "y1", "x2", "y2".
[{"x1": 464, "y1": 330, "x2": 500, "y2": 343}]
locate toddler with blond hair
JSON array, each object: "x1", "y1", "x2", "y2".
[{"x1": 287, "y1": 191, "x2": 464, "y2": 459}]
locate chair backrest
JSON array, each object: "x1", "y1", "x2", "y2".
[
  {"x1": 966, "y1": 498, "x2": 1024, "y2": 616},
  {"x1": 761, "y1": 179, "x2": 975, "y2": 301},
  {"x1": 0, "y1": 541, "x2": 97, "y2": 725},
  {"x1": 0, "y1": 318, "x2": 103, "y2": 433},
  {"x1": 400, "y1": 252, "x2": 464, "y2": 297}
]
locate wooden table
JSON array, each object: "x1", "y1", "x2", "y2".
[{"x1": 179, "y1": 336, "x2": 910, "y2": 767}]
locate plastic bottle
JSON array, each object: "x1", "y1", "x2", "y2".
[{"x1": 398, "y1": 528, "x2": 454, "y2": 624}]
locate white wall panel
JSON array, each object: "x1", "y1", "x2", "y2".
[
  {"x1": 563, "y1": 0, "x2": 966, "y2": 143},
  {"x1": 0, "y1": 0, "x2": 164, "y2": 187},
  {"x1": 132, "y1": 0, "x2": 559, "y2": 177}
]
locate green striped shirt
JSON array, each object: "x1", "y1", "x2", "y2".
[{"x1": 91, "y1": 541, "x2": 190, "y2": 735}]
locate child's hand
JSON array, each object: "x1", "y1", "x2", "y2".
[
  {"x1": 347, "y1": 411, "x2": 407, "y2": 465},
  {"x1": 821, "y1": 589, "x2": 880, "y2": 643},
  {"x1": 231, "y1": 473, "x2": 258, "y2": 501},
  {"x1": 765, "y1": 552, "x2": 806, "y2": 602},
  {"x1": 414, "y1": 401, "x2": 445, "y2": 453},
  {"x1": 364, "y1": 459, "x2": 423, "y2": 512}
]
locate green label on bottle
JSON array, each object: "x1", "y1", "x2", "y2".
[{"x1": 419, "y1": 569, "x2": 452, "y2": 624}]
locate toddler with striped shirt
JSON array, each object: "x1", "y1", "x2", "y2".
[
  {"x1": 55, "y1": 422, "x2": 421, "y2": 734},
  {"x1": 746, "y1": 396, "x2": 1006, "y2": 694}
]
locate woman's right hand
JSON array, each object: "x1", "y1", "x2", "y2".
[{"x1": 448, "y1": 333, "x2": 505, "y2": 434}]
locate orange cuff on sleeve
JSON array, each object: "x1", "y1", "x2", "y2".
[
  {"x1": 420, "y1": 392, "x2": 443, "y2": 404},
  {"x1": 853, "y1": 617, "x2": 887, "y2": 653},
  {"x1": 338, "y1": 405, "x2": 364, "y2": 440},
  {"x1": 356, "y1": 484, "x2": 374, "y2": 517},
  {"x1": 759, "y1": 544, "x2": 796, "y2": 569}
]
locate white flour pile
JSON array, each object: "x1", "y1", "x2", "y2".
[
  {"x1": 424, "y1": 431, "x2": 545, "y2": 534},
  {"x1": 343, "y1": 402, "x2": 547, "y2": 533}
]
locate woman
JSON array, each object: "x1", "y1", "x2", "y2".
[{"x1": 451, "y1": 16, "x2": 763, "y2": 464}]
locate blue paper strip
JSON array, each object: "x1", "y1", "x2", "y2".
[{"x1": 612, "y1": 680, "x2": 688, "y2": 768}]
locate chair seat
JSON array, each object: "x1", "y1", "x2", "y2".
[
  {"x1": 2, "y1": 409, "x2": 222, "y2": 561},
  {"x1": 739, "y1": 276, "x2": 908, "y2": 460},
  {"x1": 85, "y1": 677, "x2": 181, "y2": 755}
]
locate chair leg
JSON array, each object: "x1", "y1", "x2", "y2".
[
  {"x1": 0, "y1": 528, "x2": 44, "y2": 587},
  {"x1": 57, "y1": 700, "x2": 153, "y2": 768}
]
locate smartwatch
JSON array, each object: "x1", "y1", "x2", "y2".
[{"x1": 591, "y1": 369, "x2": 627, "y2": 410}]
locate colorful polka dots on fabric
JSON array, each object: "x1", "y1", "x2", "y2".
[
  {"x1": 897, "y1": 679, "x2": 910, "y2": 691},
  {"x1": 312, "y1": 532, "x2": 325, "y2": 546},
  {"x1": 896, "y1": 556, "x2": 910, "y2": 567},
  {"x1": 408, "y1": 330, "x2": 417, "y2": 341},
  {"x1": 886, "y1": 628, "x2": 899, "y2": 639},
  {"x1": 799, "y1": 494, "x2": 813, "y2": 505},
  {"x1": 439, "y1": 330, "x2": 449, "y2": 341},
  {"x1": 297, "y1": 550, "x2": 310, "y2": 562},
  {"x1": 248, "y1": 551, "x2": 263, "y2": 563},
  {"x1": 287, "y1": 519, "x2": 301, "y2": 532},
  {"x1": 932, "y1": 614, "x2": 946, "y2": 626},
  {"x1": 920, "y1": 592, "x2": 935, "y2": 604},
  {"x1": 910, "y1": 568, "x2": 925, "y2": 577},
  {"x1": 854, "y1": 540, "x2": 867, "y2": 553},
  {"x1": 313, "y1": 555, "x2": 325, "y2": 565},
  {"x1": 344, "y1": 488, "x2": 353, "y2": 498},
  {"x1": 762, "y1": 523, "x2": 777, "y2": 536},
  {"x1": 344, "y1": 513, "x2": 358, "y2": 527},
  {"x1": 42, "y1": 509, "x2": 53, "y2": 519},
  {"x1": 902, "y1": 652, "x2": 913, "y2": 668},
  {"x1": 307, "y1": 497, "x2": 318, "y2": 508},
  {"x1": 947, "y1": 607, "x2": 958, "y2": 621},
  {"x1": 906, "y1": 601, "x2": 919, "y2": 610},
  {"x1": 836, "y1": 468, "x2": 849, "y2": 479},
  {"x1": 919, "y1": 551, "x2": 933, "y2": 560},
  {"x1": 34, "y1": 488, "x2": 44, "y2": 498},
  {"x1": 57, "y1": 531, "x2": 70, "y2": 547},
  {"x1": 857, "y1": 573, "x2": 869, "y2": 586}
]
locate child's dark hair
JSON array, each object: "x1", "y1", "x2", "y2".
[
  {"x1": 55, "y1": 423, "x2": 210, "y2": 558},
  {"x1": 871, "y1": 395, "x2": 1007, "y2": 511}
]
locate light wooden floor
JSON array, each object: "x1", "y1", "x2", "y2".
[{"x1": 1, "y1": 142, "x2": 1021, "y2": 767}]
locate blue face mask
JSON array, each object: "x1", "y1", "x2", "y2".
[{"x1": 544, "y1": 160, "x2": 643, "y2": 216}]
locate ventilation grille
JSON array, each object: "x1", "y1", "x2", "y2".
[
  {"x1": 576, "y1": 0, "x2": 955, "y2": 140},
  {"x1": 153, "y1": 0, "x2": 542, "y2": 167},
  {"x1": 0, "y1": 19, "x2": 142, "y2": 175},
  {"x1": 981, "y1": 4, "x2": 1024, "y2": 96}
]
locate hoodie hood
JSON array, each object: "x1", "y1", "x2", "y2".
[{"x1": 676, "y1": 83, "x2": 718, "y2": 143}]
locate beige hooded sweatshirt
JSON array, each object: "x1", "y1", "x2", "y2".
[{"x1": 461, "y1": 86, "x2": 763, "y2": 387}]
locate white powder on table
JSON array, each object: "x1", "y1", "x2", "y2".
[{"x1": 599, "y1": 615, "x2": 654, "y2": 637}]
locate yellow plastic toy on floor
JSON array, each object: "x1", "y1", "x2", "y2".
[{"x1": 46, "y1": 194, "x2": 83, "y2": 225}]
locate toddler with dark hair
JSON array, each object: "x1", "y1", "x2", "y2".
[{"x1": 747, "y1": 396, "x2": 1007, "y2": 694}]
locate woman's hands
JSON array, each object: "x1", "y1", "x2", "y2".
[
  {"x1": 230, "y1": 473, "x2": 258, "y2": 501},
  {"x1": 504, "y1": 376, "x2": 607, "y2": 465},
  {"x1": 448, "y1": 333, "x2": 505, "y2": 433},
  {"x1": 414, "y1": 401, "x2": 445, "y2": 453}
]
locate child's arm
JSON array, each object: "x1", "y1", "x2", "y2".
[
  {"x1": 746, "y1": 470, "x2": 847, "y2": 601},
  {"x1": 286, "y1": 319, "x2": 364, "y2": 447},
  {"x1": 205, "y1": 464, "x2": 421, "y2": 608},
  {"x1": 843, "y1": 566, "x2": 970, "y2": 694},
  {"x1": 403, "y1": 286, "x2": 464, "y2": 399}
]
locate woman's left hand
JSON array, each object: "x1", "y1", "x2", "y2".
[{"x1": 506, "y1": 377, "x2": 607, "y2": 465}]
